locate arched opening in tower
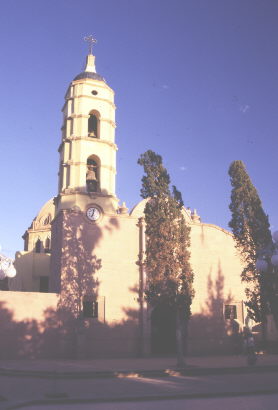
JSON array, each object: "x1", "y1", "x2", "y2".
[
  {"x1": 86, "y1": 156, "x2": 99, "y2": 193},
  {"x1": 88, "y1": 113, "x2": 99, "y2": 138},
  {"x1": 35, "y1": 239, "x2": 42, "y2": 253}
]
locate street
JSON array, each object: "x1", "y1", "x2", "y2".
[
  {"x1": 1, "y1": 370, "x2": 278, "y2": 409},
  {"x1": 19, "y1": 395, "x2": 278, "y2": 410}
]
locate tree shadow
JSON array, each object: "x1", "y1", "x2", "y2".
[
  {"x1": 0, "y1": 285, "x2": 141, "y2": 360},
  {"x1": 48, "y1": 208, "x2": 104, "y2": 358},
  {"x1": 58, "y1": 210, "x2": 102, "y2": 313},
  {"x1": 189, "y1": 262, "x2": 240, "y2": 355},
  {"x1": 0, "y1": 210, "x2": 142, "y2": 359},
  {"x1": 0, "y1": 301, "x2": 42, "y2": 359}
]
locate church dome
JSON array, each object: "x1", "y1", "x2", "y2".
[{"x1": 73, "y1": 71, "x2": 105, "y2": 82}]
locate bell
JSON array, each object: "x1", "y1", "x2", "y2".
[{"x1": 86, "y1": 166, "x2": 97, "y2": 181}]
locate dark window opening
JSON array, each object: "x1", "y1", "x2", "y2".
[
  {"x1": 43, "y1": 215, "x2": 51, "y2": 225},
  {"x1": 88, "y1": 114, "x2": 98, "y2": 138},
  {"x1": 225, "y1": 305, "x2": 237, "y2": 320},
  {"x1": 39, "y1": 276, "x2": 49, "y2": 293},
  {"x1": 83, "y1": 301, "x2": 98, "y2": 318},
  {"x1": 35, "y1": 239, "x2": 42, "y2": 253},
  {"x1": 91, "y1": 90, "x2": 98, "y2": 95},
  {"x1": 45, "y1": 238, "x2": 51, "y2": 253}
]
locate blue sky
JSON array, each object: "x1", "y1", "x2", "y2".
[{"x1": 0, "y1": 0, "x2": 277, "y2": 257}]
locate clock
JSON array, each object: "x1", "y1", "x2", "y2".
[{"x1": 86, "y1": 207, "x2": 101, "y2": 221}]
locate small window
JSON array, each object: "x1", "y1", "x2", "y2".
[
  {"x1": 91, "y1": 90, "x2": 98, "y2": 95},
  {"x1": 83, "y1": 300, "x2": 98, "y2": 318},
  {"x1": 224, "y1": 305, "x2": 237, "y2": 320},
  {"x1": 39, "y1": 276, "x2": 49, "y2": 293}
]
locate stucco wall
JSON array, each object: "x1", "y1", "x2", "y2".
[
  {"x1": 0, "y1": 291, "x2": 58, "y2": 358},
  {"x1": 51, "y1": 209, "x2": 141, "y2": 324},
  {"x1": 190, "y1": 222, "x2": 245, "y2": 313},
  {"x1": 6, "y1": 203, "x2": 248, "y2": 358},
  {"x1": 49, "y1": 208, "x2": 142, "y2": 357},
  {"x1": 48, "y1": 205, "x2": 247, "y2": 356},
  {"x1": 188, "y1": 222, "x2": 245, "y2": 354}
]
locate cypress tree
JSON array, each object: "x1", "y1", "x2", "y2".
[
  {"x1": 138, "y1": 150, "x2": 194, "y2": 367},
  {"x1": 228, "y1": 160, "x2": 278, "y2": 329}
]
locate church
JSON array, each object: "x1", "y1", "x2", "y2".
[{"x1": 1, "y1": 42, "x2": 251, "y2": 358}]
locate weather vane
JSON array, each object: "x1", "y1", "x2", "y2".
[{"x1": 84, "y1": 35, "x2": 97, "y2": 54}]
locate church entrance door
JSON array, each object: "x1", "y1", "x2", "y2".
[{"x1": 151, "y1": 303, "x2": 176, "y2": 355}]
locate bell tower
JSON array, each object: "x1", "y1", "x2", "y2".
[
  {"x1": 50, "y1": 38, "x2": 120, "y2": 293},
  {"x1": 56, "y1": 37, "x2": 118, "y2": 214}
]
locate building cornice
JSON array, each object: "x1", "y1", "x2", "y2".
[
  {"x1": 60, "y1": 136, "x2": 117, "y2": 150},
  {"x1": 71, "y1": 79, "x2": 114, "y2": 94},
  {"x1": 62, "y1": 95, "x2": 116, "y2": 112},
  {"x1": 61, "y1": 160, "x2": 116, "y2": 173},
  {"x1": 190, "y1": 221, "x2": 234, "y2": 237},
  {"x1": 65, "y1": 114, "x2": 116, "y2": 128}
]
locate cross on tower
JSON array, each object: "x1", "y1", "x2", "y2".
[{"x1": 84, "y1": 35, "x2": 97, "y2": 54}]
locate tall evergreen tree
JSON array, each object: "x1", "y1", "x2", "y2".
[
  {"x1": 138, "y1": 150, "x2": 194, "y2": 367},
  {"x1": 228, "y1": 160, "x2": 278, "y2": 329}
]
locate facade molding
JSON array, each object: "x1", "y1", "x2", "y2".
[
  {"x1": 62, "y1": 160, "x2": 116, "y2": 173},
  {"x1": 70, "y1": 94, "x2": 116, "y2": 109},
  {"x1": 65, "y1": 114, "x2": 116, "y2": 128},
  {"x1": 63, "y1": 136, "x2": 118, "y2": 150},
  {"x1": 72, "y1": 79, "x2": 114, "y2": 94}
]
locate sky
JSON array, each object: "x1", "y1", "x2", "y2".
[{"x1": 0, "y1": 0, "x2": 277, "y2": 258}]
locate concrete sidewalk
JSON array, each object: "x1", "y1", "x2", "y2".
[
  {"x1": 1, "y1": 355, "x2": 278, "y2": 410},
  {"x1": 1, "y1": 354, "x2": 278, "y2": 378}
]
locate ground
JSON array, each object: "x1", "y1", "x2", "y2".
[{"x1": 1, "y1": 355, "x2": 278, "y2": 409}]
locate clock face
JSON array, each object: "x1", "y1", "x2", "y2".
[{"x1": 86, "y1": 207, "x2": 101, "y2": 221}]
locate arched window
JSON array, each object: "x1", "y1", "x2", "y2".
[
  {"x1": 35, "y1": 239, "x2": 42, "y2": 253},
  {"x1": 88, "y1": 111, "x2": 100, "y2": 138},
  {"x1": 86, "y1": 156, "x2": 100, "y2": 193},
  {"x1": 43, "y1": 215, "x2": 51, "y2": 225}
]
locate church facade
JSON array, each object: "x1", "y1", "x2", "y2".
[{"x1": 2, "y1": 48, "x2": 252, "y2": 358}]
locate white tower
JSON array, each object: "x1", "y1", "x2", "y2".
[{"x1": 56, "y1": 39, "x2": 118, "y2": 215}]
